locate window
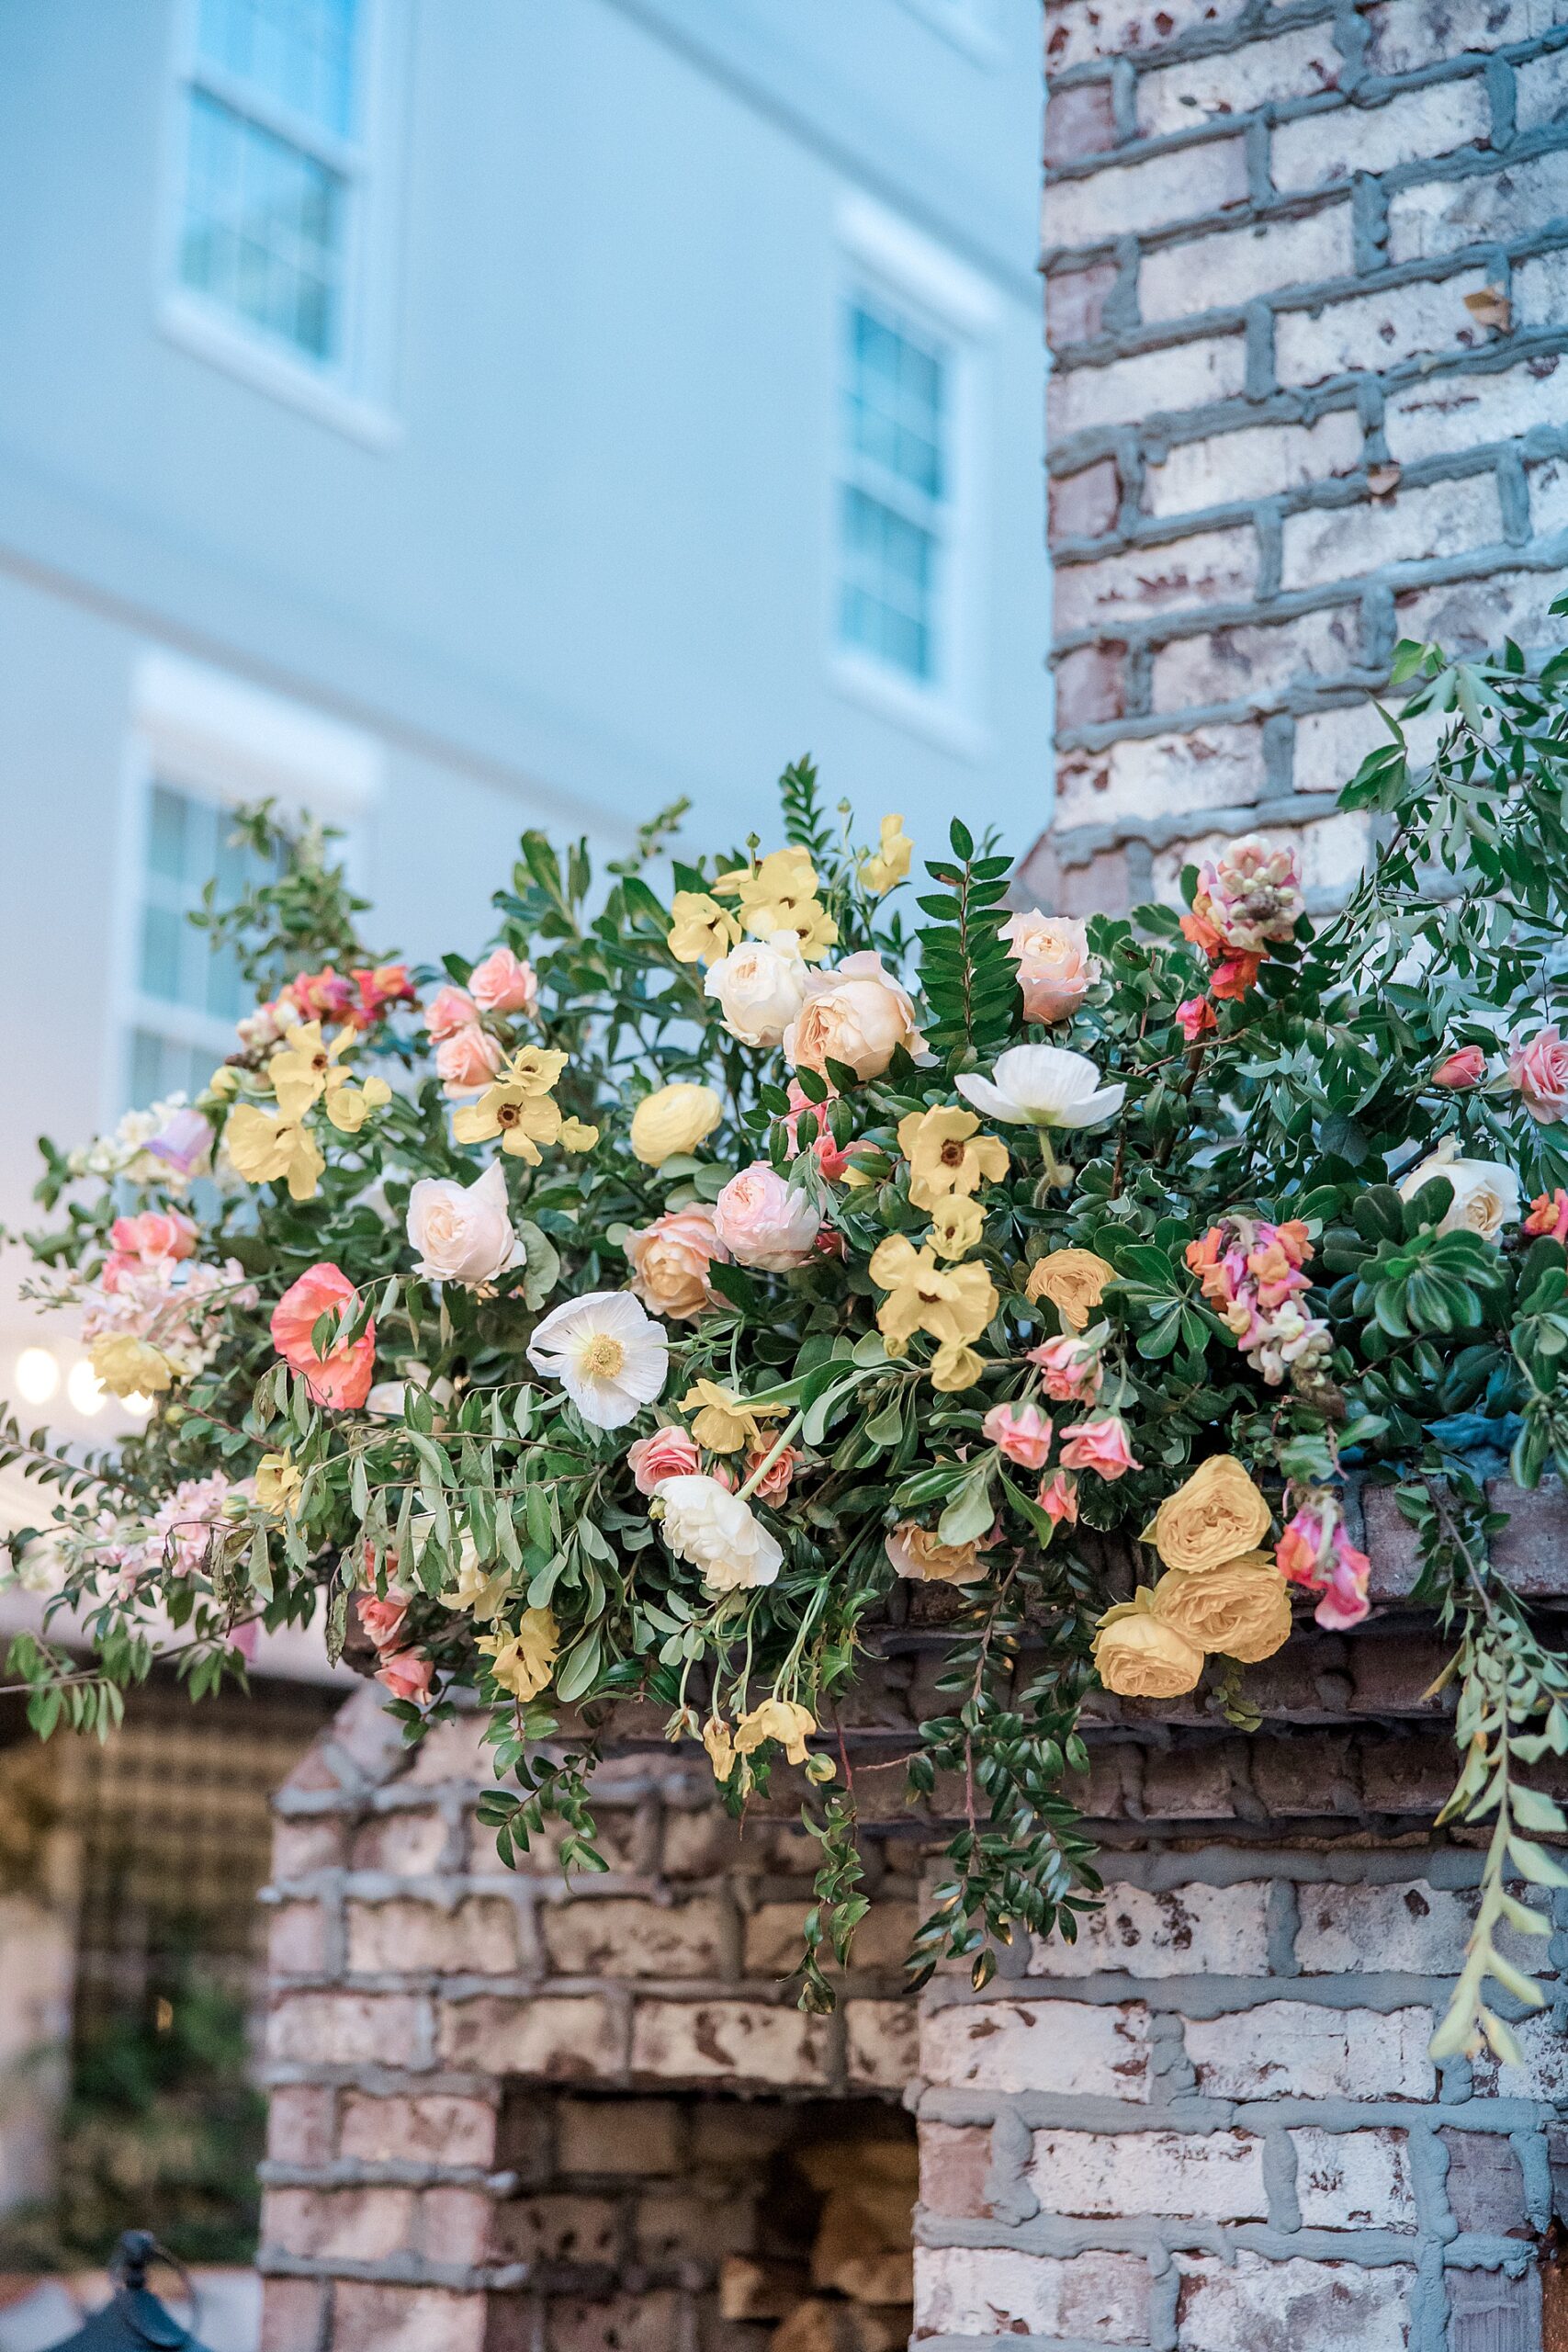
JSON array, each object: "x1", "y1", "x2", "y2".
[
  {"x1": 126, "y1": 784, "x2": 280, "y2": 1109},
  {"x1": 837, "y1": 297, "x2": 952, "y2": 687}
]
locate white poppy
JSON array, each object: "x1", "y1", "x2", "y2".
[
  {"x1": 655, "y1": 1472, "x2": 784, "y2": 1592},
  {"x1": 1398, "y1": 1136, "x2": 1519, "y2": 1239},
  {"x1": 956, "y1": 1044, "x2": 1125, "y2": 1131},
  {"x1": 526, "y1": 1289, "x2": 670, "y2": 1429}
]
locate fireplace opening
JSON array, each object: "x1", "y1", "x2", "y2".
[{"x1": 490, "y1": 2086, "x2": 917, "y2": 2349}]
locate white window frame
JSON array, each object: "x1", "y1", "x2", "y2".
[
  {"x1": 829, "y1": 195, "x2": 998, "y2": 762},
  {"x1": 156, "y1": 0, "x2": 409, "y2": 447},
  {"x1": 108, "y1": 648, "x2": 383, "y2": 1124}
]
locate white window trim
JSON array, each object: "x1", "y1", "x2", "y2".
[
  {"x1": 107, "y1": 648, "x2": 384, "y2": 1123},
  {"x1": 155, "y1": 0, "x2": 409, "y2": 447},
  {"x1": 829, "y1": 195, "x2": 998, "y2": 763}
]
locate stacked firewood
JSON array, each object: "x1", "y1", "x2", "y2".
[{"x1": 719, "y1": 2137, "x2": 917, "y2": 2349}]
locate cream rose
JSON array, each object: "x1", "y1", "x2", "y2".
[
  {"x1": 626, "y1": 1204, "x2": 728, "y2": 1319},
  {"x1": 1152, "y1": 1556, "x2": 1292, "y2": 1663},
  {"x1": 1147, "y1": 1455, "x2": 1273, "y2": 1576},
  {"x1": 1003, "y1": 911, "x2": 1098, "y2": 1023},
  {"x1": 1092, "y1": 1595, "x2": 1204, "y2": 1698},
  {"x1": 406, "y1": 1161, "x2": 523, "y2": 1289},
  {"x1": 704, "y1": 930, "x2": 809, "y2": 1049},
  {"x1": 712, "y1": 1164, "x2": 821, "y2": 1271},
  {"x1": 629, "y1": 1082, "x2": 724, "y2": 1167},
  {"x1": 784, "y1": 952, "x2": 922, "y2": 1080},
  {"x1": 656, "y1": 1474, "x2": 784, "y2": 1593},
  {"x1": 1398, "y1": 1136, "x2": 1519, "y2": 1239}
]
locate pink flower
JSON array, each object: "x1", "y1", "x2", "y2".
[
  {"x1": 1277, "y1": 1490, "x2": 1371, "y2": 1630},
  {"x1": 357, "y1": 1591, "x2": 410, "y2": 1651},
  {"x1": 271, "y1": 1263, "x2": 377, "y2": 1410},
  {"x1": 1036, "y1": 1470, "x2": 1078, "y2": 1527},
  {"x1": 982, "y1": 1400, "x2": 1054, "y2": 1471},
  {"x1": 435, "y1": 1024, "x2": 505, "y2": 1098},
  {"x1": 712, "y1": 1163, "x2": 821, "y2": 1271},
  {"x1": 424, "y1": 984, "x2": 479, "y2": 1042},
  {"x1": 469, "y1": 948, "x2": 538, "y2": 1017},
  {"x1": 626, "y1": 1204, "x2": 728, "y2": 1321},
  {"x1": 784, "y1": 1081, "x2": 852, "y2": 1182},
  {"x1": 1314, "y1": 1551, "x2": 1371, "y2": 1631},
  {"x1": 376, "y1": 1649, "x2": 434, "y2": 1703},
  {"x1": 1510, "y1": 1026, "x2": 1568, "y2": 1125},
  {"x1": 1432, "y1": 1045, "x2": 1485, "y2": 1090},
  {"x1": 1176, "y1": 997, "x2": 1217, "y2": 1045},
  {"x1": 743, "y1": 1442, "x2": 799, "y2": 1500},
  {"x1": 1211, "y1": 952, "x2": 1262, "y2": 1002},
  {"x1": 228, "y1": 1619, "x2": 260, "y2": 1661},
  {"x1": 1526, "y1": 1189, "x2": 1568, "y2": 1244},
  {"x1": 1027, "y1": 1333, "x2": 1103, "y2": 1404},
  {"x1": 626, "y1": 1425, "x2": 703, "y2": 1496},
  {"x1": 1057, "y1": 1417, "x2": 1140, "y2": 1479},
  {"x1": 1001, "y1": 911, "x2": 1098, "y2": 1025},
  {"x1": 146, "y1": 1106, "x2": 214, "y2": 1180},
  {"x1": 111, "y1": 1210, "x2": 197, "y2": 1264}
]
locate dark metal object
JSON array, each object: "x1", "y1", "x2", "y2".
[{"x1": 44, "y1": 2233, "x2": 214, "y2": 2350}]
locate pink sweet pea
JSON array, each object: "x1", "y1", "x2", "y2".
[
  {"x1": 424, "y1": 984, "x2": 479, "y2": 1042},
  {"x1": 376, "y1": 1649, "x2": 434, "y2": 1702},
  {"x1": 468, "y1": 947, "x2": 538, "y2": 1017},
  {"x1": 1176, "y1": 997, "x2": 1217, "y2": 1045},
  {"x1": 1432, "y1": 1045, "x2": 1485, "y2": 1090},
  {"x1": 1509, "y1": 1027, "x2": 1568, "y2": 1125},
  {"x1": 626, "y1": 1426, "x2": 703, "y2": 1495},
  {"x1": 1036, "y1": 1470, "x2": 1078, "y2": 1526},
  {"x1": 982, "y1": 1401, "x2": 1054, "y2": 1471},
  {"x1": 146, "y1": 1106, "x2": 214, "y2": 1179},
  {"x1": 271, "y1": 1263, "x2": 377, "y2": 1410},
  {"x1": 1057, "y1": 1417, "x2": 1141, "y2": 1479}
]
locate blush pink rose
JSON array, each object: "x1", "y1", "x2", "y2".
[
  {"x1": 424, "y1": 984, "x2": 479, "y2": 1041},
  {"x1": 271, "y1": 1262, "x2": 377, "y2": 1410},
  {"x1": 1432, "y1": 1045, "x2": 1485, "y2": 1090},
  {"x1": 784, "y1": 1080, "x2": 852, "y2": 1182},
  {"x1": 626, "y1": 1426, "x2": 703, "y2": 1495},
  {"x1": 376, "y1": 1649, "x2": 434, "y2": 1702},
  {"x1": 712, "y1": 1164, "x2": 821, "y2": 1271},
  {"x1": 469, "y1": 947, "x2": 538, "y2": 1017},
  {"x1": 1057, "y1": 1416, "x2": 1141, "y2": 1479},
  {"x1": 1036, "y1": 1470, "x2": 1078, "y2": 1526},
  {"x1": 111, "y1": 1210, "x2": 197, "y2": 1263},
  {"x1": 982, "y1": 1400, "x2": 1054, "y2": 1471},
  {"x1": 1027, "y1": 1334, "x2": 1104, "y2": 1404},
  {"x1": 1002, "y1": 911, "x2": 1097, "y2": 1024},
  {"x1": 436, "y1": 1024, "x2": 505, "y2": 1098},
  {"x1": 1510, "y1": 1027, "x2": 1568, "y2": 1125},
  {"x1": 357, "y1": 1591, "x2": 410, "y2": 1651}
]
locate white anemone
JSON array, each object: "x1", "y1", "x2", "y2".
[
  {"x1": 956, "y1": 1044, "x2": 1125, "y2": 1131},
  {"x1": 526, "y1": 1289, "x2": 670, "y2": 1429}
]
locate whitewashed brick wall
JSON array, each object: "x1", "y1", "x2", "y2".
[{"x1": 1031, "y1": 0, "x2": 1568, "y2": 917}]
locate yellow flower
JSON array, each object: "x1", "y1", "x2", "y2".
[
  {"x1": 928, "y1": 1196, "x2": 986, "y2": 1261},
  {"x1": 931, "y1": 1340, "x2": 987, "y2": 1393},
  {"x1": 1152, "y1": 1556, "x2": 1291, "y2": 1664},
  {"x1": 478, "y1": 1607, "x2": 559, "y2": 1702},
  {"x1": 1092, "y1": 1590, "x2": 1204, "y2": 1699},
  {"x1": 861, "y1": 814, "x2": 913, "y2": 896},
  {"x1": 1146, "y1": 1455, "x2": 1273, "y2": 1576},
  {"x1": 559, "y1": 1117, "x2": 600, "y2": 1152},
  {"x1": 703, "y1": 1716, "x2": 738, "y2": 1782},
  {"x1": 715, "y1": 848, "x2": 839, "y2": 963},
  {"x1": 225, "y1": 1103, "x2": 326, "y2": 1200},
  {"x1": 1026, "y1": 1249, "x2": 1117, "y2": 1332},
  {"x1": 668, "y1": 891, "x2": 742, "y2": 966},
  {"x1": 630, "y1": 1082, "x2": 723, "y2": 1167},
  {"x1": 268, "y1": 1021, "x2": 387, "y2": 1132},
  {"x1": 88, "y1": 1334, "x2": 173, "y2": 1397},
  {"x1": 868, "y1": 1233, "x2": 998, "y2": 1363},
  {"x1": 453, "y1": 1080, "x2": 564, "y2": 1164},
  {"x1": 506, "y1": 1045, "x2": 570, "y2": 1096},
  {"x1": 208, "y1": 1065, "x2": 242, "y2": 1100},
  {"x1": 734, "y1": 1697, "x2": 816, "y2": 1765},
  {"x1": 254, "y1": 1451, "x2": 303, "y2": 1518},
  {"x1": 679, "y1": 1378, "x2": 776, "y2": 1453},
  {"x1": 886, "y1": 1522, "x2": 987, "y2": 1584},
  {"x1": 898, "y1": 1105, "x2": 1010, "y2": 1211}
]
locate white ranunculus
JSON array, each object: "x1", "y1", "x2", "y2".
[
  {"x1": 956, "y1": 1044, "x2": 1125, "y2": 1131},
  {"x1": 1398, "y1": 1136, "x2": 1519, "y2": 1239},
  {"x1": 704, "y1": 929, "x2": 809, "y2": 1049},
  {"x1": 406, "y1": 1160, "x2": 523, "y2": 1287},
  {"x1": 655, "y1": 1472, "x2": 784, "y2": 1593},
  {"x1": 526, "y1": 1289, "x2": 670, "y2": 1429}
]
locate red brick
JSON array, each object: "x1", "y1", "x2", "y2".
[
  {"x1": 267, "y1": 2183, "x2": 416, "y2": 2263},
  {"x1": 416, "y1": 2184, "x2": 493, "y2": 2266},
  {"x1": 1047, "y1": 258, "x2": 1120, "y2": 352},
  {"x1": 920, "y1": 2123, "x2": 993, "y2": 2221},
  {"x1": 1045, "y1": 81, "x2": 1118, "y2": 165},
  {"x1": 1051, "y1": 458, "x2": 1121, "y2": 542},
  {"x1": 266, "y1": 2083, "x2": 335, "y2": 2167},
  {"x1": 437, "y1": 1993, "x2": 624, "y2": 2079},
  {"x1": 273, "y1": 1818, "x2": 346, "y2": 1877},
  {"x1": 1055, "y1": 640, "x2": 1126, "y2": 728},
  {"x1": 1016, "y1": 834, "x2": 1139, "y2": 920},
  {"x1": 333, "y1": 2284, "x2": 487, "y2": 2352},
  {"x1": 267, "y1": 1990, "x2": 426, "y2": 2068},
  {"x1": 268, "y1": 1901, "x2": 325, "y2": 1977},
  {"x1": 545, "y1": 2291, "x2": 685, "y2": 2351},
  {"x1": 259, "y1": 2277, "x2": 327, "y2": 2352},
  {"x1": 339, "y1": 2089, "x2": 498, "y2": 2167},
  {"x1": 345, "y1": 1895, "x2": 519, "y2": 1975}
]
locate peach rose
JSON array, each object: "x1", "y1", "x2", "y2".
[
  {"x1": 712, "y1": 1164, "x2": 821, "y2": 1271},
  {"x1": 1147, "y1": 1454, "x2": 1271, "y2": 1575},
  {"x1": 468, "y1": 947, "x2": 538, "y2": 1016},
  {"x1": 270, "y1": 1262, "x2": 376, "y2": 1410},
  {"x1": 982, "y1": 1400, "x2": 1054, "y2": 1471},
  {"x1": 424, "y1": 984, "x2": 479, "y2": 1041},
  {"x1": 1058, "y1": 1417, "x2": 1140, "y2": 1479},
  {"x1": 357, "y1": 1591, "x2": 410, "y2": 1651},
  {"x1": 1432, "y1": 1045, "x2": 1485, "y2": 1090},
  {"x1": 1510, "y1": 1027, "x2": 1568, "y2": 1125},
  {"x1": 1026, "y1": 1249, "x2": 1116, "y2": 1333},
  {"x1": 626, "y1": 1425, "x2": 704, "y2": 1495},
  {"x1": 376, "y1": 1649, "x2": 434, "y2": 1702},
  {"x1": 784, "y1": 952, "x2": 922, "y2": 1080},
  {"x1": 1152, "y1": 1555, "x2": 1291, "y2": 1664},
  {"x1": 1092, "y1": 1595, "x2": 1203, "y2": 1699},
  {"x1": 436, "y1": 1023, "x2": 505, "y2": 1098},
  {"x1": 1002, "y1": 911, "x2": 1098, "y2": 1024},
  {"x1": 743, "y1": 1441, "x2": 799, "y2": 1500},
  {"x1": 886, "y1": 1523, "x2": 988, "y2": 1585},
  {"x1": 626, "y1": 1204, "x2": 729, "y2": 1320}
]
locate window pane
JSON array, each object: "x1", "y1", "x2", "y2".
[
  {"x1": 838, "y1": 487, "x2": 936, "y2": 682},
  {"x1": 180, "y1": 89, "x2": 345, "y2": 362},
  {"x1": 197, "y1": 0, "x2": 357, "y2": 137},
  {"x1": 130, "y1": 1030, "x2": 214, "y2": 1111},
  {"x1": 136, "y1": 784, "x2": 277, "y2": 1025},
  {"x1": 844, "y1": 300, "x2": 945, "y2": 500}
]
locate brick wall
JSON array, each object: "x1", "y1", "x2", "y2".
[{"x1": 1032, "y1": 0, "x2": 1568, "y2": 916}]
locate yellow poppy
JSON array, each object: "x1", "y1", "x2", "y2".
[
  {"x1": 478, "y1": 1607, "x2": 559, "y2": 1701},
  {"x1": 861, "y1": 814, "x2": 913, "y2": 896},
  {"x1": 868, "y1": 1233, "x2": 998, "y2": 1360},
  {"x1": 89, "y1": 1334, "x2": 173, "y2": 1397},
  {"x1": 898, "y1": 1104, "x2": 1010, "y2": 1210},
  {"x1": 715, "y1": 847, "x2": 839, "y2": 962},
  {"x1": 679, "y1": 1378, "x2": 776, "y2": 1453},
  {"x1": 734, "y1": 1697, "x2": 816, "y2": 1765},
  {"x1": 558, "y1": 1117, "x2": 600, "y2": 1152},
  {"x1": 928, "y1": 1196, "x2": 986, "y2": 1261},
  {"x1": 703, "y1": 1717, "x2": 739, "y2": 1782},
  {"x1": 668, "y1": 891, "x2": 742, "y2": 966},
  {"x1": 506, "y1": 1045, "x2": 570, "y2": 1097},
  {"x1": 254, "y1": 1451, "x2": 303, "y2": 1517},
  {"x1": 225, "y1": 1103, "x2": 326, "y2": 1200},
  {"x1": 453, "y1": 1080, "x2": 564, "y2": 1164}
]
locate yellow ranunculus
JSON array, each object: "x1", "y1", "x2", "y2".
[
  {"x1": 1026, "y1": 1249, "x2": 1117, "y2": 1332},
  {"x1": 703, "y1": 1716, "x2": 739, "y2": 1781},
  {"x1": 869, "y1": 1232, "x2": 997, "y2": 1362},
  {"x1": 861, "y1": 814, "x2": 913, "y2": 897},
  {"x1": 453, "y1": 1079, "x2": 564, "y2": 1164},
  {"x1": 1147, "y1": 1455, "x2": 1273, "y2": 1576},
  {"x1": 928, "y1": 1196, "x2": 985, "y2": 1261},
  {"x1": 679, "y1": 1378, "x2": 774, "y2": 1453},
  {"x1": 1152, "y1": 1556, "x2": 1291, "y2": 1664},
  {"x1": 629, "y1": 1082, "x2": 723, "y2": 1167},
  {"x1": 254, "y1": 1451, "x2": 303, "y2": 1517},
  {"x1": 89, "y1": 1334, "x2": 173, "y2": 1397},
  {"x1": 225, "y1": 1103, "x2": 325, "y2": 1200},
  {"x1": 1092, "y1": 1591, "x2": 1204, "y2": 1698},
  {"x1": 558, "y1": 1117, "x2": 600, "y2": 1152},
  {"x1": 478, "y1": 1606, "x2": 559, "y2": 1701},
  {"x1": 734, "y1": 1697, "x2": 816, "y2": 1765},
  {"x1": 668, "y1": 891, "x2": 743, "y2": 966},
  {"x1": 898, "y1": 1105, "x2": 1010, "y2": 1211}
]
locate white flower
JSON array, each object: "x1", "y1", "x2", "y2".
[
  {"x1": 712, "y1": 1163, "x2": 822, "y2": 1270},
  {"x1": 655, "y1": 1473, "x2": 784, "y2": 1593},
  {"x1": 1398, "y1": 1136, "x2": 1519, "y2": 1239},
  {"x1": 406, "y1": 1161, "x2": 523, "y2": 1288},
  {"x1": 526, "y1": 1289, "x2": 670, "y2": 1429},
  {"x1": 704, "y1": 929, "x2": 809, "y2": 1049},
  {"x1": 956, "y1": 1044, "x2": 1124, "y2": 1131}
]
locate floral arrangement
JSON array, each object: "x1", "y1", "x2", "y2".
[{"x1": 6, "y1": 626, "x2": 1568, "y2": 2054}]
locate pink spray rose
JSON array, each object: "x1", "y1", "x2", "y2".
[
  {"x1": 376, "y1": 1649, "x2": 434, "y2": 1702},
  {"x1": 1001, "y1": 912, "x2": 1098, "y2": 1025},
  {"x1": 1057, "y1": 1417, "x2": 1141, "y2": 1479},
  {"x1": 1432, "y1": 1045, "x2": 1485, "y2": 1090},
  {"x1": 1027, "y1": 1333, "x2": 1104, "y2": 1404},
  {"x1": 469, "y1": 947, "x2": 539, "y2": 1016},
  {"x1": 435, "y1": 1024, "x2": 505, "y2": 1098},
  {"x1": 982, "y1": 1400, "x2": 1054, "y2": 1471},
  {"x1": 742, "y1": 1442, "x2": 799, "y2": 1501},
  {"x1": 357, "y1": 1591, "x2": 410, "y2": 1651},
  {"x1": 1036, "y1": 1470, "x2": 1079, "y2": 1526},
  {"x1": 271, "y1": 1262, "x2": 377, "y2": 1410},
  {"x1": 626, "y1": 1426, "x2": 704, "y2": 1495},
  {"x1": 1176, "y1": 997, "x2": 1217, "y2": 1045},
  {"x1": 1510, "y1": 1027, "x2": 1568, "y2": 1125},
  {"x1": 424, "y1": 983, "x2": 479, "y2": 1041},
  {"x1": 712, "y1": 1164, "x2": 822, "y2": 1271},
  {"x1": 784, "y1": 1080, "x2": 852, "y2": 1182}
]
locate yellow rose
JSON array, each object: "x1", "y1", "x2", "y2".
[
  {"x1": 88, "y1": 1334, "x2": 173, "y2": 1398},
  {"x1": 1092, "y1": 1592, "x2": 1204, "y2": 1698},
  {"x1": 629, "y1": 1082, "x2": 723, "y2": 1167},
  {"x1": 1025, "y1": 1249, "x2": 1116, "y2": 1332},
  {"x1": 1152, "y1": 1556, "x2": 1292, "y2": 1664},
  {"x1": 1147, "y1": 1454, "x2": 1273, "y2": 1575},
  {"x1": 885, "y1": 1523, "x2": 987, "y2": 1585}
]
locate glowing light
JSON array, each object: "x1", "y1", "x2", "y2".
[
  {"x1": 15, "y1": 1348, "x2": 60, "y2": 1406},
  {"x1": 122, "y1": 1392, "x2": 154, "y2": 1420},
  {"x1": 67, "y1": 1361, "x2": 107, "y2": 1418}
]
